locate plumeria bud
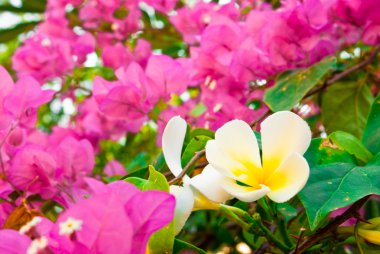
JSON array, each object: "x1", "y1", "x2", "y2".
[{"x1": 339, "y1": 217, "x2": 380, "y2": 245}]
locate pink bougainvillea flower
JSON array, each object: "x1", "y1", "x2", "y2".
[
  {"x1": 4, "y1": 76, "x2": 54, "y2": 128},
  {"x1": 52, "y1": 137, "x2": 94, "y2": 183},
  {"x1": 6, "y1": 145, "x2": 58, "y2": 199},
  {"x1": 0, "y1": 229, "x2": 32, "y2": 254},
  {"x1": 51, "y1": 180, "x2": 175, "y2": 254},
  {"x1": 104, "y1": 160, "x2": 126, "y2": 177}
]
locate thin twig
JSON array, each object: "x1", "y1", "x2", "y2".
[
  {"x1": 168, "y1": 149, "x2": 205, "y2": 185},
  {"x1": 290, "y1": 196, "x2": 370, "y2": 254},
  {"x1": 250, "y1": 109, "x2": 272, "y2": 129},
  {"x1": 294, "y1": 228, "x2": 306, "y2": 254},
  {"x1": 305, "y1": 45, "x2": 380, "y2": 98}
]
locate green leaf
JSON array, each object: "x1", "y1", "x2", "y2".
[
  {"x1": 299, "y1": 162, "x2": 380, "y2": 230},
  {"x1": 363, "y1": 94, "x2": 380, "y2": 154},
  {"x1": 181, "y1": 135, "x2": 211, "y2": 168},
  {"x1": 277, "y1": 203, "x2": 297, "y2": 223},
  {"x1": 143, "y1": 166, "x2": 169, "y2": 192},
  {"x1": 329, "y1": 131, "x2": 373, "y2": 163},
  {"x1": 173, "y1": 238, "x2": 206, "y2": 254},
  {"x1": 190, "y1": 128, "x2": 214, "y2": 139},
  {"x1": 304, "y1": 138, "x2": 356, "y2": 168},
  {"x1": 321, "y1": 81, "x2": 374, "y2": 138},
  {"x1": 264, "y1": 56, "x2": 336, "y2": 111},
  {"x1": 142, "y1": 166, "x2": 174, "y2": 254},
  {"x1": 0, "y1": 21, "x2": 40, "y2": 43},
  {"x1": 123, "y1": 177, "x2": 147, "y2": 189}
]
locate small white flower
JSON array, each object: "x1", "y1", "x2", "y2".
[
  {"x1": 19, "y1": 216, "x2": 42, "y2": 234},
  {"x1": 27, "y1": 236, "x2": 48, "y2": 254},
  {"x1": 59, "y1": 217, "x2": 83, "y2": 236},
  {"x1": 162, "y1": 116, "x2": 231, "y2": 234}
]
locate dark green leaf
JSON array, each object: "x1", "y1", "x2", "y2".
[
  {"x1": 304, "y1": 138, "x2": 356, "y2": 168},
  {"x1": 181, "y1": 135, "x2": 211, "y2": 167},
  {"x1": 321, "y1": 81, "x2": 374, "y2": 138},
  {"x1": 190, "y1": 128, "x2": 214, "y2": 139},
  {"x1": 264, "y1": 57, "x2": 336, "y2": 111},
  {"x1": 329, "y1": 131, "x2": 373, "y2": 163},
  {"x1": 0, "y1": 21, "x2": 40, "y2": 43},
  {"x1": 300, "y1": 155, "x2": 380, "y2": 230},
  {"x1": 173, "y1": 238, "x2": 206, "y2": 254},
  {"x1": 363, "y1": 94, "x2": 380, "y2": 154}
]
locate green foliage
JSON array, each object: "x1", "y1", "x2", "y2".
[
  {"x1": 0, "y1": 21, "x2": 40, "y2": 43},
  {"x1": 329, "y1": 131, "x2": 373, "y2": 163},
  {"x1": 300, "y1": 138, "x2": 380, "y2": 230},
  {"x1": 173, "y1": 238, "x2": 206, "y2": 254},
  {"x1": 181, "y1": 135, "x2": 210, "y2": 167},
  {"x1": 264, "y1": 56, "x2": 336, "y2": 111},
  {"x1": 321, "y1": 81, "x2": 374, "y2": 138},
  {"x1": 363, "y1": 93, "x2": 380, "y2": 154}
]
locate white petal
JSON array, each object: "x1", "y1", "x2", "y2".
[
  {"x1": 170, "y1": 185, "x2": 194, "y2": 235},
  {"x1": 261, "y1": 111, "x2": 311, "y2": 173},
  {"x1": 265, "y1": 153, "x2": 309, "y2": 203},
  {"x1": 205, "y1": 140, "x2": 246, "y2": 179},
  {"x1": 206, "y1": 140, "x2": 263, "y2": 188},
  {"x1": 215, "y1": 120, "x2": 262, "y2": 169},
  {"x1": 222, "y1": 179, "x2": 271, "y2": 202},
  {"x1": 190, "y1": 165, "x2": 232, "y2": 203},
  {"x1": 162, "y1": 116, "x2": 190, "y2": 182}
]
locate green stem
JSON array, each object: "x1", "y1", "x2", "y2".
[
  {"x1": 354, "y1": 220, "x2": 364, "y2": 254},
  {"x1": 219, "y1": 205, "x2": 250, "y2": 231},
  {"x1": 250, "y1": 213, "x2": 292, "y2": 253},
  {"x1": 277, "y1": 217, "x2": 293, "y2": 247}
]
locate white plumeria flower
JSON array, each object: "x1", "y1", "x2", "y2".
[
  {"x1": 27, "y1": 236, "x2": 48, "y2": 254},
  {"x1": 206, "y1": 111, "x2": 311, "y2": 203},
  {"x1": 162, "y1": 116, "x2": 231, "y2": 234},
  {"x1": 59, "y1": 217, "x2": 83, "y2": 236}
]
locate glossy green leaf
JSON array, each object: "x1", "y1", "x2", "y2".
[
  {"x1": 181, "y1": 135, "x2": 211, "y2": 167},
  {"x1": 264, "y1": 56, "x2": 336, "y2": 111},
  {"x1": 143, "y1": 166, "x2": 169, "y2": 192},
  {"x1": 124, "y1": 177, "x2": 147, "y2": 189},
  {"x1": 363, "y1": 94, "x2": 380, "y2": 154},
  {"x1": 190, "y1": 128, "x2": 214, "y2": 139},
  {"x1": 300, "y1": 155, "x2": 380, "y2": 230},
  {"x1": 173, "y1": 238, "x2": 206, "y2": 254},
  {"x1": 304, "y1": 138, "x2": 356, "y2": 168},
  {"x1": 321, "y1": 81, "x2": 374, "y2": 138},
  {"x1": 329, "y1": 131, "x2": 373, "y2": 163}
]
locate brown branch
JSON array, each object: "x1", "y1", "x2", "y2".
[
  {"x1": 290, "y1": 195, "x2": 370, "y2": 254},
  {"x1": 168, "y1": 149, "x2": 205, "y2": 185},
  {"x1": 250, "y1": 109, "x2": 272, "y2": 129},
  {"x1": 305, "y1": 45, "x2": 380, "y2": 98}
]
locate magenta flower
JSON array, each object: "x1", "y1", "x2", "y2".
[
  {"x1": 0, "y1": 230, "x2": 31, "y2": 254},
  {"x1": 50, "y1": 181, "x2": 175, "y2": 254}
]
